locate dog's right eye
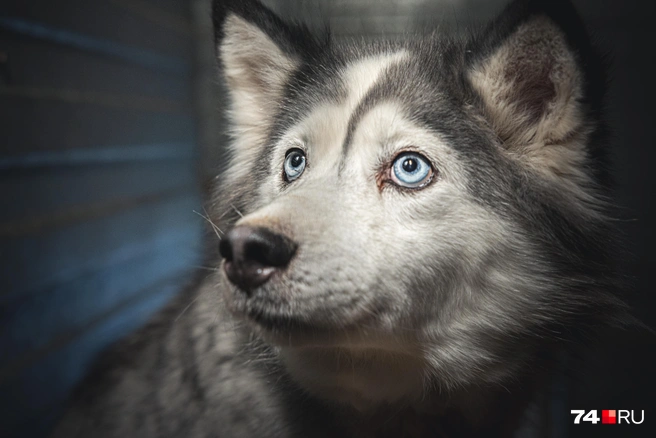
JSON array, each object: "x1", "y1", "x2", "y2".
[
  {"x1": 390, "y1": 152, "x2": 433, "y2": 189},
  {"x1": 283, "y1": 148, "x2": 306, "y2": 182}
]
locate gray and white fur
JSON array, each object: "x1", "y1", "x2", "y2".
[{"x1": 53, "y1": 0, "x2": 628, "y2": 436}]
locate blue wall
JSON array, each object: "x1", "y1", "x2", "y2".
[{"x1": 0, "y1": 1, "x2": 203, "y2": 436}]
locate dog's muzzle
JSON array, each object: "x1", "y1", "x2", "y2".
[{"x1": 219, "y1": 226, "x2": 297, "y2": 292}]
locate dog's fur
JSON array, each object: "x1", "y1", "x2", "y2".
[{"x1": 53, "y1": 0, "x2": 627, "y2": 436}]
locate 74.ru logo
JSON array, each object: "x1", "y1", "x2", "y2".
[{"x1": 571, "y1": 410, "x2": 645, "y2": 425}]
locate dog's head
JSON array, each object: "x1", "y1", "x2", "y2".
[{"x1": 211, "y1": 0, "x2": 621, "y2": 407}]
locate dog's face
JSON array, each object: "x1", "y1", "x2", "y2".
[{"x1": 212, "y1": 0, "x2": 616, "y2": 407}]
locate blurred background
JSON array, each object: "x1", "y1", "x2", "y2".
[{"x1": 1, "y1": 0, "x2": 654, "y2": 437}]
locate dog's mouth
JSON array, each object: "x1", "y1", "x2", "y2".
[
  {"x1": 246, "y1": 308, "x2": 318, "y2": 333},
  {"x1": 225, "y1": 291, "x2": 379, "y2": 347},
  {"x1": 219, "y1": 260, "x2": 386, "y2": 347},
  {"x1": 243, "y1": 311, "x2": 344, "y2": 347}
]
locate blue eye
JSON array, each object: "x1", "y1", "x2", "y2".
[
  {"x1": 391, "y1": 152, "x2": 433, "y2": 188},
  {"x1": 283, "y1": 149, "x2": 306, "y2": 182}
]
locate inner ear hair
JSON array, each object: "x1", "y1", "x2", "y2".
[
  {"x1": 220, "y1": 13, "x2": 300, "y2": 97},
  {"x1": 464, "y1": 0, "x2": 610, "y2": 192},
  {"x1": 468, "y1": 15, "x2": 584, "y2": 148}
]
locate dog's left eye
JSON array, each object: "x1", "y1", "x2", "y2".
[
  {"x1": 390, "y1": 152, "x2": 433, "y2": 188},
  {"x1": 283, "y1": 148, "x2": 306, "y2": 182}
]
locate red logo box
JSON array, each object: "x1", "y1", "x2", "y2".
[{"x1": 602, "y1": 410, "x2": 617, "y2": 424}]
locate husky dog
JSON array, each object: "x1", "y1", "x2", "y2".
[{"x1": 54, "y1": 0, "x2": 626, "y2": 436}]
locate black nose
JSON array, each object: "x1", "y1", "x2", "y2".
[{"x1": 219, "y1": 226, "x2": 297, "y2": 291}]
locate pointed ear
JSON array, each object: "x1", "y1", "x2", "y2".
[
  {"x1": 213, "y1": 0, "x2": 321, "y2": 153},
  {"x1": 467, "y1": 0, "x2": 605, "y2": 181}
]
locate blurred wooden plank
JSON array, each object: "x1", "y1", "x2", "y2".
[
  {"x1": 0, "y1": 87, "x2": 188, "y2": 112},
  {"x1": 0, "y1": 186, "x2": 197, "y2": 238},
  {"x1": 0, "y1": 36, "x2": 189, "y2": 100},
  {"x1": 0, "y1": 193, "x2": 201, "y2": 300},
  {"x1": 143, "y1": 0, "x2": 193, "y2": 19},
  {"x1": 0, "y1": 18, "x2": 189, "y2": 76},
  {"x1": 0, "y1": 143, "x2": 193, "y2": 169},
  {"x1": 109, "y1": 0, "x2": 192, "y2": 35},
  {"x1": 1, "y1": 0, "x2": 192, "y2": 61},
  {"x1": 0, "y1": 274, "x2": 193, "y2": 436},
  {"x1": 0, "y1": 97, "x2": 195, "y2": 155},
  {"x1": 0, "y1": 231, "x2": 200, "y2": 366},
  {"x1": 0, "y1": 160, "x2": 196, "y2": 224}
]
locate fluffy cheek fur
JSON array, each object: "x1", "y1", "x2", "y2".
[
  {"x1": 232, "y1": 164, "x2": 549, "y2": 403},
  {"x1": 371, "y1": 189, "x2": 542, "y2": 390}
]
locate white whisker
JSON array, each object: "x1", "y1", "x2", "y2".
[
  {"x1": 203, "y1": 206, "x2": 225, "y2": 234},
  {"x1": 193, "y1": 265, "x2": 219, "y2": 272},
  {"x1": 230, "y1": 203, "x2": 244, "y2": 218},
  {"x1": 175, "y1": 295, "x2": 202, "y2": 322},
  {"x1": 193, "y1": 210, "x2": 223, "y2": 240}
]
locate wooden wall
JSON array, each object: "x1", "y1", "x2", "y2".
[{"x1": 0, "y1": 1, "x2": 205, "y2": 436}]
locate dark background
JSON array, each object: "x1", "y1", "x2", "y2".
[{"x1": 1, "y1": 1, "x2": 654, "y2": 437}]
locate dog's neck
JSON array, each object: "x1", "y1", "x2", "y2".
[
  {"x1": 277, "y1": 344, "x2": 546, "y2": 436},
  {"x1": 279, "y1": 345, "x2": 429, "y2": 410}
]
